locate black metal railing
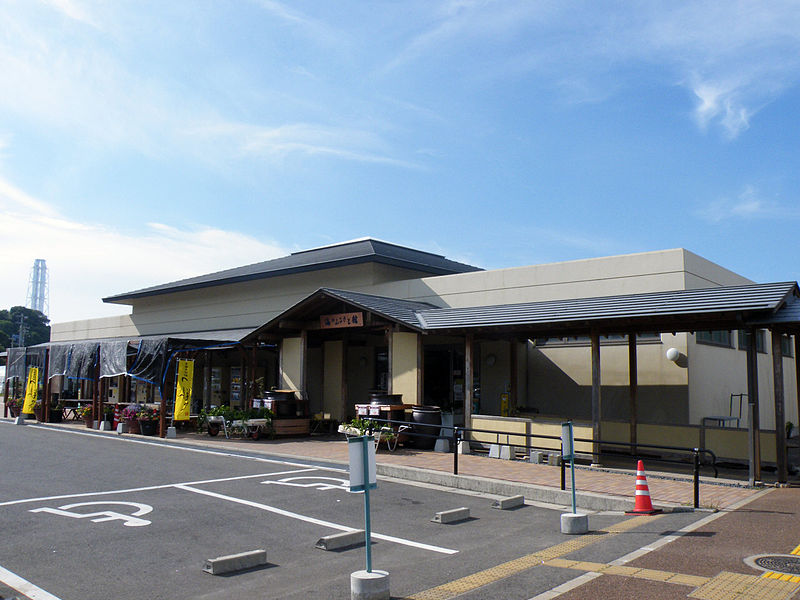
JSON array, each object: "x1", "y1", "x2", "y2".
[{"x1": 361, "y1": 416, "x2": 717, "y2": 509}]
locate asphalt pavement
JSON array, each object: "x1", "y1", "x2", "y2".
[{"x1": 2, "y1": 420, "x2": 799, "y2": 599}]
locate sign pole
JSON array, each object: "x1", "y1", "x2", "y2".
[{"x1": 362, "y1": 435, "x2": 373, "y2": 573}]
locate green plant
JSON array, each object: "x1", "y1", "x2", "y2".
[
  {"x1": 5, "y1": 398, "x2": 20, "y2": 409},
  {"x1": 137, "y1": 406, "x2": 160, "y2": 422},
  {"x1": 77, "y1": 404, "x2": 93, "y2": 418}
]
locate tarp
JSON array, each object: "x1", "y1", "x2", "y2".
[
  {"x1": 66, "y1": 342, "x2": 98, "y2": 380},
  {"x1": 128, "y1": 338, "x2": 167, "y2": 385},
  {"x1": 100, "y1": 340, "x2": 129, "y2": 378},
  {"x1": 6, "y1": 347, "x2": 25, "y2": 380},
  {"x1": 48, "y1": 344, "x2": 71, "y2": 378}
]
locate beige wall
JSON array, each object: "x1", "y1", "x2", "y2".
[
  {"x1": 322, "y1": 341, "x2": 345, "y2": 421},
  {"x1": 391, "y1": 332, "x2": 419, "y2": 405},
  {"x1": 51, "y1": 314, "x2": 139, "y2": 342},
  {"x1": 280, "y1": 337, "x2": 303, "y2": 391}
]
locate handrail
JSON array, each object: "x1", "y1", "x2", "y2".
[{"x1": 361, "y1": 415, "x2": 717, "y2": 509}]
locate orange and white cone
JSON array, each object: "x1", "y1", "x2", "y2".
[
  {"x1": 625, "y1": 460, "x2": 662, "y2": 515},
  {"x1": 113, "y1": 404, "x2": 121, "y2": 429}
]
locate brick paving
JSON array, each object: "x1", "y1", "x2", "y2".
[{"x1": 12, "y1": 417, "x2": 761, "y2": 510}]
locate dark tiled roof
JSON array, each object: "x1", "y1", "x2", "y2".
[
  {"x1": 321, "y1": 288, "x2": 439, "y2": 331},
  {"x1": 416, "y1": 282, "x2": 798, "y2": 331},
  {"x1": 103, "y1": 239, "x2": 481, "y2": 303}
]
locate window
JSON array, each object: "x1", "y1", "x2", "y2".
[
  {"x1": 737, "y1": 330, "x2": 766, "y2": 353},
  {"x1": 782, "y1": 334, "x2": 794, "y2": 357},
  {"x1": 696, "y1": 330, "x2": 732, "y2": 348}
]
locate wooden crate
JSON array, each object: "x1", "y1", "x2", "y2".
[{"x1": 273, "y1": 418, "x2": 310, "y2": 436}]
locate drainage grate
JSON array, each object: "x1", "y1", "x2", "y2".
[{"x1": 752, "y1": 555, "x2": 800, "y2": 575}]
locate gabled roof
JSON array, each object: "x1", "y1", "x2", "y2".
[
  {"x1": 243, "y1": 288, "x2": 440, "y2": 341},
  {"x1": 103, "y1": 239, "x2": 481, "y2": 304}
]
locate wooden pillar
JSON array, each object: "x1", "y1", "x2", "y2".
[
  {"x1": 417, "y1": 334, "x2": 424, "y2": 407},
  {"x1": 204, "y1": 351, "x2": 211, "y2": 410},
  {"x1": 591, "y1": 330, "x2": 602, "y2": 466},
  {"x1": 3, "y1": 378, "x2": 9, "y2": 417},
  {"x1": 628, "y1": 333, "x2": 638, "y2": 454},
  {"x1": 464, "y1": 333, "x2": 473, "y2": 429},
  {"x1": 795, "y1": 335, "x2": 800, "y2": 442},
  {"x1": 341, "y1": 334, "x2": 349, "y2": 420},
  {"x1": 300, "y1": 330, "x2": 308, "y2": 400},
  {"x1": 746, "y1": 328, "x2": 762, "y2": 483},
  {"x1": 43, "y1": 348, "x2": 51, "y2": 422},
  {"x1": 509, "y1": 340, "x2": 518, "y2": 414},
  {"x1": 386, "y1": 328, "x2": 393, "y2": 394},
  {"x1": 772, "y1": 330, "x2": 788, "y2": 483}
]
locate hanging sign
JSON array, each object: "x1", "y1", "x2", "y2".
[
  {"x1": 174, "y1": 359, "x2": 194, "y2": 421},
  {"x1": 320, "y1": 312, "x2": 363, "y2": 329},
  {"x1": 22, "y1": 367, "x2": 40, "y2": 414},
  {"x1": 348, "y1": 436, "x2": 377, "y2": 493}
]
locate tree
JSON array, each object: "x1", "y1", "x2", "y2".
[{"x1": 0, "y1": 307, "x2": 50, "y2": 352}]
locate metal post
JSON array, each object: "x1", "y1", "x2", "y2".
[
  {"x1": 561, "y1": 457, "x2": 566, "y2": 491},
  {"x1": 452, "y1": 427, "x2": 459, "y2": 475},
  {"x1": 570, "y1": 457, "x2": 577, "y2": 515},
  {"x1": 693, "y1": 450, "x2": 700, "y2": 509},
  {"x1": 362, "y1": 436, "x2": 372, "y2": 573}
]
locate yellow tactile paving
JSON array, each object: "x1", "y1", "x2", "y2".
[
  {"x1": 665, "y1": 573, "x2": 711, "y2": 587},
  {"x1": 630, "y1": 567, "x2": 676, "y2": 582},
  {"x1": 405, "y1": 516, "x2": 659, "y2": 600},
  {"x1": 791, "y1": 543, "x2": 800, "y2": 556},
  {"x1": 690, "y1": 570, "x2": 800, "y2": 600}
]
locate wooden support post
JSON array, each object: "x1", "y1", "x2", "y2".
[
  {"x1": 591, "y1": 331, "x2": 602, "y2": 466},
  {"x1": 772, "y1": 330, "x2": 788, "y2": 483},
  {"x1": 386, "y1": 328, "x2": 393, "y2": 394},
  {"x1": 746, "y1": 328, "x2": 762, "y2": 483},
  {"x1": 795, "y1": 335, "x2": 800, "y2": 443},
  {"x1": 300, "y1": 330, "x2": 308, "y2": 401},
  {"x1": 204, "y1": 351, "x2": 211, "y2": 410},
  {"x1": 417, "y1": 334, "x2": 424, "y2": 407},
  {"x1": 464, "y1": 334, "x2": 473, "y2": 430},
  {"x1": 628, "y1": 333, "x2": 638, "y2": 455},
  {"x1": 509, "y1": 340, "x2": 518, "y2": 414},
  {"x1": 43, "y1": 348, "x2": 50, "y2": 422},
  {"x1": 341, "y1": 334, "x2": 349, "y2": 420}
]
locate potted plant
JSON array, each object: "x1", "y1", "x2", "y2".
[
  {"x1": 5, "y1": 398, "x2": 21, "y2": 418},
  {"x1": 77, "y1": 404, "x2": 94, "y2": 428},
  {"x1": 48, "y1": 399, "x2": 64, "y2": 423},
  {"x1": 137, "y1": 406, "x2": 160, "y2": 436},
  {"x1": 33, "y1": 399, "x2": 44, "y2": 422},
  {"x1": 123, "y1": 404, "x2": 142, "y2": 434},
  {"x1": 103, "y1": 405, "x2": 115, "y2": 427}
]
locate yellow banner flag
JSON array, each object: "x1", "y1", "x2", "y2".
[
  {"x1": 174, "y1": 359, "x2": 194, "y2": 421},
  {"x1": 22, "y1": 367, "x2": 40, "y2": 414}
]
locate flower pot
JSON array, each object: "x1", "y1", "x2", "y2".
[
  {"x1": 139, "y1": 420, "x2": 158, "y2": 436},
  {"x1": 7, "y1": 406, "x2": 19, "y2": 418},
  {"x1": 83, "y1": 414, "x2": 94, "y2": 429},
  {"x1": 126, "y1": 418, "x2": 141, "y2": 434},
  {"x1": 48, "y1": 410, "x2": 63, "y2": 424},
  {"x1": 34, "y1": 406, "x2": 43, "y2": 422}
]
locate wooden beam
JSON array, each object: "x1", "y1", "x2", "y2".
[
  {"x1": 279, "y1": 320, "x2": 320, "y2": 330},
  {"x1": 386, "y1": 328, "x2": 393, "y2": 394},
  {"x1": 300, "y1": 330, "x2": 308, "y2": 401},
  {"x1": 341, "y1": 334, "x2": 349, "y2": 420},
  {"x1": 509, "y1": 340, "x2": 518, "y2": 413},
  {"x1": 628, "y1": 333, "x2": 638, "y2": 455},
  {"x1": 772, "y1": 330, "x2": 788, "y2": 483},
  {"x1": 591, "y1": 330, "x2": 602, "y2": 466}
]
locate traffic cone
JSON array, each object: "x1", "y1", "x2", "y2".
[
  {"x1": 113, "y1": 404, "x2": 121, "y2": 429},
  {"x1": 625, "y1": 460, "x2": 662, "y2": 515}
]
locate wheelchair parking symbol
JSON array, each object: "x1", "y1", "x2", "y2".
[
  {"x1": 30, "y1": 501, "x2": 154, "y2": 527},
  {"x1": 262, "y1": 476, "x2": 349, "y2": 491}
]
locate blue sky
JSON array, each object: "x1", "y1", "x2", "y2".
[{"x1": 2, "y1": 1, "x2": 800, "y2": 323}]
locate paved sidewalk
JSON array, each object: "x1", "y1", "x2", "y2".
[{"x1": 24, "y1": 418, "x2": 762, "y2": 511}]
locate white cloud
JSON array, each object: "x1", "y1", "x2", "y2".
[
  {"x1": 697, "y1": 185, "x2": 800, "y2": 222},
  {"x1": 0, "y1": 176, "x2": 289, "y2": 324}
]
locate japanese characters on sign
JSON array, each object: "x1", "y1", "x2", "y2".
[{"x1": 320, "y1": 312, "x2": 364, "y2": 329}]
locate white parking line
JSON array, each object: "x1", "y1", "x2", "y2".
[
  {"x1": 0, "y1": 564, "x2": 62, "y2": 600},
  {"x1": 0, "y1": 469, "x2": 317, "y2": 507},
  {"x1": 176, "y1": 484, "x2": 459, "y2": 555}
]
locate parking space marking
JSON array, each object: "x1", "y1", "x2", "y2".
[
  {"x1": 30, "y1": 501, "x2": 154, "y2": 527},
  {"x1": 0, "y1": 563, "x2": 62, "y2": 600},
  {"x1": 175, "y1": 483, "x2": 459, "y2": 555},
  {"x1": 0, "y1": 469, "x2": 316, "y2": 508}
]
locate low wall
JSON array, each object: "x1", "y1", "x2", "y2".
[{"x1": 470, "y1": 413, "x2": 780, "y2": 465}]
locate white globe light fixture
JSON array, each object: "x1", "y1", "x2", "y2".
[{"x1": 665, "y1": 347, "x2": 681, "y2": 362}]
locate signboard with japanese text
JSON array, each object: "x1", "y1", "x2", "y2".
[
  {"x1": 174, "y1": 359, "x2": 194, "y2": 421},
  {"x1": 22, "y1": 367, "x2": 39, "y2": 414},
  {"x1": 320, "y1": 312, "x2": 364, "y2": 329}
]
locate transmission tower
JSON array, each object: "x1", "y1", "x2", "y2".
[{"x1": 26, "y1": 258, "x2": 49, "y2": 316}]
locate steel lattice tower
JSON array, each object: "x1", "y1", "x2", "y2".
[{"x1": 26, "y1": 258, "x2": 49, "y2": 316}]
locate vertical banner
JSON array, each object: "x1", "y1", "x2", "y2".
[
  {"x1": 22, "y1": 367, "x2": 40, "y2": 414},
  {"x1": 174, "y1": 359, "x2": 194, "y2": 421}
]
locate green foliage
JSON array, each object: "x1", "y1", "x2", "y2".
[{"x1": 0, "y1": 306, "x2": 50, "y2": 352}]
